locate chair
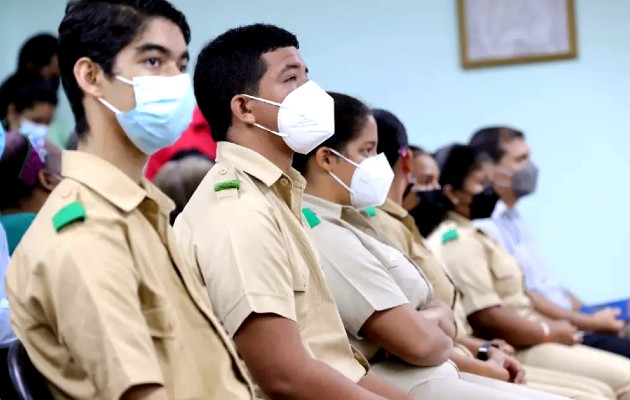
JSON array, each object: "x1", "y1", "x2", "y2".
[{"x1": 7, "y1": 341, "x2": 52, "y2": 400}]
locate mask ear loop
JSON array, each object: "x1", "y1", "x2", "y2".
[
  {"x1": 241, "y1": 94, "x2": 288, "y2": 138},
  {"x1": 98, "y1": 76, "x2": 135, "y2": 115},
  {"x1": 327, "y1": 148, "x2": 358, "y2": 194}
]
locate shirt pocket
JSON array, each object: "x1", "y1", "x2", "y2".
[{"x1": 142, "y1": 302, "x2": 177, "y2": 339}]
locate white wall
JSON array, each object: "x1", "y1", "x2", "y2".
[{"x1": 2, "y1": 0, "x2": 630, "y2": 302}]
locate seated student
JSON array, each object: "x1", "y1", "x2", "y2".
[
  {"x1": 0, "y1": 134, "x2": 61, "y2": 254},
  {"x1": 152, "y1": 151, "x2": 214, "y2": 224},
  {"x1": 174, "y1": 24, "x2": 410, "y2": 400},
  {"x1": 293, "y1": 93, "x2": 571, "y2": 400},
  {"x1": 469, "y1": 126, "x2": 630, "y2": 357},
  {"x1": 423, "y1": 144, "x2": 630, "y2": 400},
  {"x1": 6, "y1": 1, "x2": 256, "y2": 399},
  {"x1": 401, "y1": 144, "x2": 440, "y2": 210},
  {"x1": 369, "y1": 109, "x2": 614, "y2": 400},
  {"x1": 3, "y1": 78, "x2": 58, "y2": 160}
]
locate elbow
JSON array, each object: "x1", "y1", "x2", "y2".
[{"x1": 252, "y1": 360, "x2": 308, "y2": 399}]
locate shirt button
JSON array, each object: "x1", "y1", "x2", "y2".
[
  {"x1": 365, "y1": 228, "x2": 374, "y2": 235},
  {"x1": 280, "y1": 178, "x2": 290, "y2": 187},
  {"x1": 219, "y1": 167, "x2": 227, "y2": 175}
]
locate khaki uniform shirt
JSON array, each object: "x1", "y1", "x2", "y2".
[
  {"x1": 374, "y1": 199, "x2": 457, "y2": 308},
  {"x1": 174, "y1": 142, "x2": 367, "y2": 386},
  {"x1": 302, "y1": 195, "x2": 432, "y2": 360},
  {"x1": 427, "y1": 212, "x2": 539, "y2": 321},
  {"x1": 372, "y1": 200, "x2": 471, "y2": 338},
  {"x1": 6, "y1": 151, "x2": 254, "y2": 400}
]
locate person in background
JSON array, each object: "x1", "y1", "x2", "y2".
[
  {"x1": 402, "y1": 145, "x2": 440, "y2": 209},
  {"x1": 3, "y1": 78, "x2": 58, "y2": 160},
  {"x1": 294, "y1": 94, "x2": 571, "y2": 399},
  {"x1": 0, "y1": 33, "x2": 59, "y2": 121},
  {"x1": 0, "y1": 33, "x2": 69, "y2": 147},
  {"x1": 370, "y1": 109, "x2": 614, "y2": 400},
  {"x1": 153, "y1": 151, "x2": 214, "y2": 224},
  {"x1": 145, "y1": 106, "x2": 217, "y2": 180},
  {"x1": 424, "y1": 144, "x2": 630, "y2": 400},
  {"x1": 469, "y1": 126, "x2": 630, "y2": 358},
  {"x1": 0, "y1": 134, "x2": 61, "y2": 255},
  {"x1": 6, "y1": 0, "x2": 256, "y2": 399},
  {"x1": 175, "y1": 24, "x2": 411, "y2": 400}
]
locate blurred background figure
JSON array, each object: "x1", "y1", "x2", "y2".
[
  {"x1": 0, "y1": 133, "x2": 61, "y2": 255},
  {"x1": 153, "y1": 151, "x2": 215, "y2": 225},
  {"x1": 145, "y1": 106, "x2": 216, "y2": 180}
]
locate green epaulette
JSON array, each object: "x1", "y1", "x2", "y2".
[
  {"x1": 302, "y1": 208, "x2": 320, "y2": 228},
  {"x1": 364, "y1": 207, "x2": 377, "y2": 217},
  {"x1": 442, "y1": 228, "x2": 459, "y2": 244},
  {"x1": 214, "y1": 180, "x2": 240, "y2": 192},
  {"x1": 52, "y1": 201, "x2": 86, "y2": 232}
]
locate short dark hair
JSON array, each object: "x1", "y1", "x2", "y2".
[
  {"x1": 373, "y1": 108, "x2": 408, "y2": 168},
  {"x1": 18, "y1": 33, "x2": 58, "y2": 72},
  {"x1": 435, "y1": 144, "x2": 487, "y2": 190},
  {"x1": 194, "y1": 24, "x2": 299, "y2": 142},
  {"x1": 409, "y1": 145, "x2": 428, "y2": 158},
  {"x1": 58, "y1": 0, "x2": 190, "y2": 137},
  {"x1": 293, "y1": 92, "x2": 371, "y2": 175},
  {"x1": 12, "y1": 78, "x2": 58, "y2": 113},
  {"x1": 469, "y1": 126, "x2": 525, "y2": 162}
]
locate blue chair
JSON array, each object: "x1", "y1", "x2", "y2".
[{"x1": 7, "y1": 341, "x2": 52, "y2": 400}]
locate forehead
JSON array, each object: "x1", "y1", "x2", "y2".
[
  {"x1": 414, "y1": 154, "x2": 437, "y2": 171},
  {"x1": 261, "y1": 47, "x2": 303, "y2": 70},
  {"x1": 501, "y1": 137, "x2": 529, "y2": 157},
  {"x1": 128, "y1": 17, "x2": 187, "y2": 53}
]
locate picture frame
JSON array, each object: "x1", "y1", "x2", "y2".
[{"x1": 457, "y1": 0, "x2": 578, "y2": 69}]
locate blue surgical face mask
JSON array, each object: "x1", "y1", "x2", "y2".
[
  {"x1": 0, "y1": 124, "x2": 5, "y2": 159},
  {"x1": 99, "y1": 74, "x2": 195, "y2": 155}
]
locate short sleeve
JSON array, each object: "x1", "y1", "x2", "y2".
[
  {"x1": 440, "y1": 233, "x2": 503, "y2": 316},
  {"x1": 176, "y1": 197, "x2": 296, "y2": 338},
  {"x1": 311, "y1": 223, "x2": 409, "y2": 338},
  {"x1": 12, "y1": 228, "x2": 164, "y2": 400}
]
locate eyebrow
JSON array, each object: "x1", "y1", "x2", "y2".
[
  {"x1": 135, "y1": 43, "x2": 189, "y2": 61},
  {"x1": 280, "y1": 63, "x2": 309, "y2": 75}
]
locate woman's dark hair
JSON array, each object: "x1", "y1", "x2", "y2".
[
  {"x1": 435, "y1": 144, "x2": 487, "y2": 190},
  {"x1": 293, "y1": 92, "x2": 371, "y2": 174},
  {"x1": 58, "y1": 0, "x2": 190, "y2": 138},
  {"x1": 18, "y1": 33, "x2": 58, "y2": 72},
  {"x1": 409, "y1": 145, "x2": 428, "y2": 157},
  {"x1": 0, "y1": 133, "x2": 43, "y2": 210}
]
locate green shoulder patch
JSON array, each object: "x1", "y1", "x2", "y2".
[
  {"x1": 301, "y1": 208, "x2": 320, "y2": 228},
  {"x1": 442, "y1": 228, "x2": 459, "y2": 244},
  {"x1": 364, "y1": 206, "x2": 377, "y2": 217},
  {"x1": 52, "y1": 201, "x2": 86, "y2": 232},
  {"x1": 214, "y1": 180, "x2": 240, "y2": 192}
]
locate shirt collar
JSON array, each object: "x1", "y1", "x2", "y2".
[
  {"x1": 446, "y1": 211, "x2": 475, "y2": 228},
  {"x1": 303, "y1": 193, "x2": 344, "y2": 219},
  {"x1": 379, "y1": 198, "x2": 409, "y2": 220},
  {"x1": 216, "y1": 142, "x2": 306, "y2": 189},
  {"x1": 62, "y1": 151, "x2": 174, "y2": 213},
  {"x1": 494, "y1": 200, "x2": 519, "y2": 219}
]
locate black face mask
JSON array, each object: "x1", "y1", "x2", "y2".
[
  {"x1": 409, "y1": 189, "x2": 450, "y2": 238},
  {"x1": 469, "y1": 186, "x2": 500, "y2": 220}
]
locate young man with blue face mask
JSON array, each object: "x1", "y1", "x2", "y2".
[
  {"x1": 174, "y1": 24, "x2": 411, "y2": 400},
  {"x1": 471, "y1": 126, "x2": 630, "y2": 361},
  {"x1": 5, "y1": 1, "x2": 256, "y2": 399}
]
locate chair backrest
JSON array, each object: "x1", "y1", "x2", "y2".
[{"x1": 7, "y1": 341, "x2": 53, "y2": 400}]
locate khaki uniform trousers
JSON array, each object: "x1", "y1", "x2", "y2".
[
  {"x1": 371, "y1": 360, "x2": 571, "y2": 399},
  {"x1": 526, "y1": 365, "x2": 614, "y2": 400},
  {"x1": 517, "y1": 343, "x2": 630, "y2": 400}
]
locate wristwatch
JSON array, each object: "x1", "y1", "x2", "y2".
[{"x1": 477, "y1": 342, "x2": 499, "y2": 361}]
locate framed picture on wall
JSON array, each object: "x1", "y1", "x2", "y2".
[{"x1": 457, "y1": 0, "x2": 578, "y2": 69}]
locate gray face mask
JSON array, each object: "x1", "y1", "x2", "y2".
[{"x1": 511, "y1": 161, "x2": 539, "y2": 199}]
